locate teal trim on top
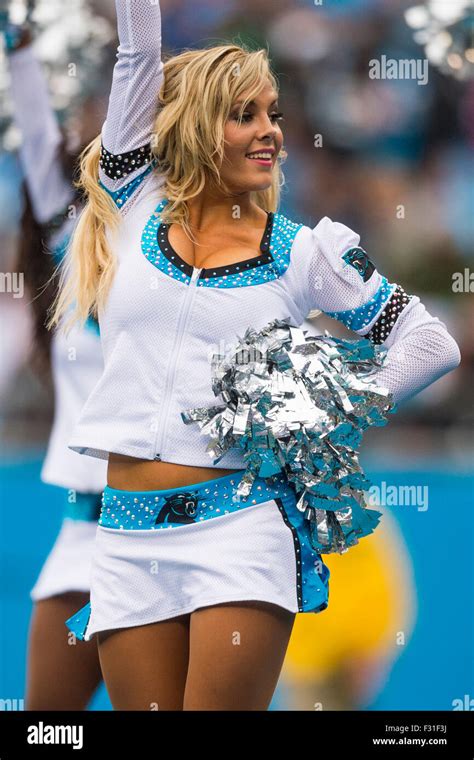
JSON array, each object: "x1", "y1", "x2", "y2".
[
  {"x1": 99, "y1": 161, "x2": 156, "y2": 209},
  {"x1": 141, "y1": 197, "x2": 304, "y2": 289},
  {"x1": 325, "y1": 278, "x2": 396, "y2": 332}
]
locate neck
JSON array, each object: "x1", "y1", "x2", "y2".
[{"x1": 185, "y1": 185, "x2": 262, "y2": 233}]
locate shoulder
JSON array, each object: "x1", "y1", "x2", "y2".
[
  {"x1": 271, "y1": 211, "x2": 357, "y2": 264},
  {"x1": 281, "y1": 212, "x2": 361, "y2": 248},
  {"x1": 291, "y1": 215, "x2": 362, "y2": 257},
  {"x1": 284, "y1": 214, "x2": 367, "y2": 276},
  {"x1": 267, "y1": 211, "x2": 321, "y2": 282}
]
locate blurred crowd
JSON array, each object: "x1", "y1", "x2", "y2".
[{"x1": 0, "y1": 0, "x2": 472, "y2": 464}]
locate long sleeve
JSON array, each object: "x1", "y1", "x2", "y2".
[
  {"x1": 291, "y1": 217, "x2": 461, "y2": 405},
  {"x1": 7, "y1": 44, "x2": 74, "y2": 224},
  {"x1": 98, "y1": 0, "x2": 164, "y2": 211}
]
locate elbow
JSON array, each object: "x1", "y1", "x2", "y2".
[
  {"x1": 441, "y1": 332, "x2": 462, "y2": 376},
  {"x1": 422, "y1": 319, "x2": 461, "y2": 379},
  {"x1": 423, "y1": 329, "x2": 461, "y2": 392},
  {"x1": 413, "y1": 315, "x2": 462, "y2": 376},
  {"x1": 388, "y1": 326, "x2": 462, "y2": 406}
]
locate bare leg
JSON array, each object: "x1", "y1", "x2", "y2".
[
  {"x1": 184, "y1": 600, "x2": 296, "y2": 710},
  {"x1": 97, "y1": 613, "x2": 191, "y2": 710},
  {"x1": 25, "y1": 592, "x2": 103, "y2": 710}
]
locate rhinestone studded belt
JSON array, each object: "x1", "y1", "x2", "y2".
[{"x1": 99, "y1": 470, "x2": 295, "y2": 531}]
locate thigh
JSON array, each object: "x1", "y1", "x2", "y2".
[
  {"x1": 97, "y1": 613, "x2": 191, "y2": 711},
  {"x1": 26, "y1": 592, "x2": 102, "y2": 711},
  {"x1": 184, "y1": 600, "x2": 296, "y2": 710}
]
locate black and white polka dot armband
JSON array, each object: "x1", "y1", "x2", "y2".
[
  {"x1": 365, "y1": 284, "x2": 412, "y2": 345},
  {"x1": 99, "y1": 142, "x2": 152, "y2": 181}
]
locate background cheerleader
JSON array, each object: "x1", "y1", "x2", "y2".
[{"x1": 3, "y1": 17, "x2": 107, "y2": 710}]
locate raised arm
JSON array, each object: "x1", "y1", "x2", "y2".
[
  {"x1": 292, "y1": 218, "x2": 461, "y2": 405},
  {"x1": 98, "y1": 0, "x2": 164, "y2": 209},
  {"x1": 6, "y1": 35, "x2": 75, "y2": 224}
]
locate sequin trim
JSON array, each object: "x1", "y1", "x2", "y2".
[
  {"x1": 273, "y1": 497, "x2": 304, "y2": 609},
  {"x1": 99, "y1": 141, "x2": 152, "y2": 180},
  {"x1": 325, "y1": 277, "x2": 396, "y2": 332},
  {"x1": 99, "y1": 162, "x2": 155, "y2": 209},
  {"x1": 141, "y1": 199, "x2": 190, "y2": 284},
  {"x1": 98, "y1": 473, "x2": 291, "y2": 530},
  {"x1": 159, "y1": 209, "x2": 274, "y2": 281},
  {"x1": 274, "y1": 496, "x2": 330, "y2": 614},
  {"x1": 141, "y1": 197, "x2": 303, "y2": 289},
  {"x1": 366, "y1": 284, "x2": 412, "y2": 345}
]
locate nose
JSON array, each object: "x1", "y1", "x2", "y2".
[
  {"x1": 257, "y1": 113, "x2": 279, "y2": 139},
  {"x1": 257, "y1": 129, "x2": 277, "y2": 149}
]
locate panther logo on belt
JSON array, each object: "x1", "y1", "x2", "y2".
[
  {"x1": 342, "y1": 246, "x2": 375, "y2": 282},
  {"x1": 155, "y1": 492, "x2": 199, "y2": 525}
]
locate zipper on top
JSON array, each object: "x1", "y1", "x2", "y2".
[{"x1": 153, "y1": 266, "x2": 202, "y2": 460}]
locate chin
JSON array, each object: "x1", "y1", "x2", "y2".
[
  {"x1": 224, "y1": 172, "x2": 274, "y2": 195},
  {"x1": 254, "y1": 180, "x2": 273, "y2": 192},
  {"x1": 246, "y1": 174, "x2": 274, "y2": 191}
]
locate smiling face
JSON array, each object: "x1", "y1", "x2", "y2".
[{"x1": 219, "y1": 80, "x2": 284, "y2": 195}]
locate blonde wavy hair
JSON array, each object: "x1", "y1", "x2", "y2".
[{"x1": 47, "y1": 42, "x2": 287, "y2": 335}]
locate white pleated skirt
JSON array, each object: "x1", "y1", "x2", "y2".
[{"x1": 83, "y1": 496, "x2": 329, "y2": 641}]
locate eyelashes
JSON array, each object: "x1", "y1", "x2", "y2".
[{"x1": 232, "y1": 111, "x2": 285, "y2": 124}]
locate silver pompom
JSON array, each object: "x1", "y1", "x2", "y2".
[
  {"x1": 0, "y1": 0, "x2": 115, "y2": 150},
  {"x1": 181, "y1": 317, "x2": 396, "y2": 555},
  {"x1": 405, "y1": 1, "x2": 474, "y2": 81}
]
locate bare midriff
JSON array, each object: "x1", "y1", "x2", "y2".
[{"x1": 107, "y1": 453, "x2": 242, "y2": 491}]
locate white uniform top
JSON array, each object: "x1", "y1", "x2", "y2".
[
  {"x1": 8, "y1": 44, "x2": 107, "y2": 492},
  {"x1": 66, "y1": 0, "x2": 460, "y2": 467}
]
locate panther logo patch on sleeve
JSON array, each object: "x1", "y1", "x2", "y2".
[{"x1": 342, "y1": 247, "x2": 375, "y2": 282}]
